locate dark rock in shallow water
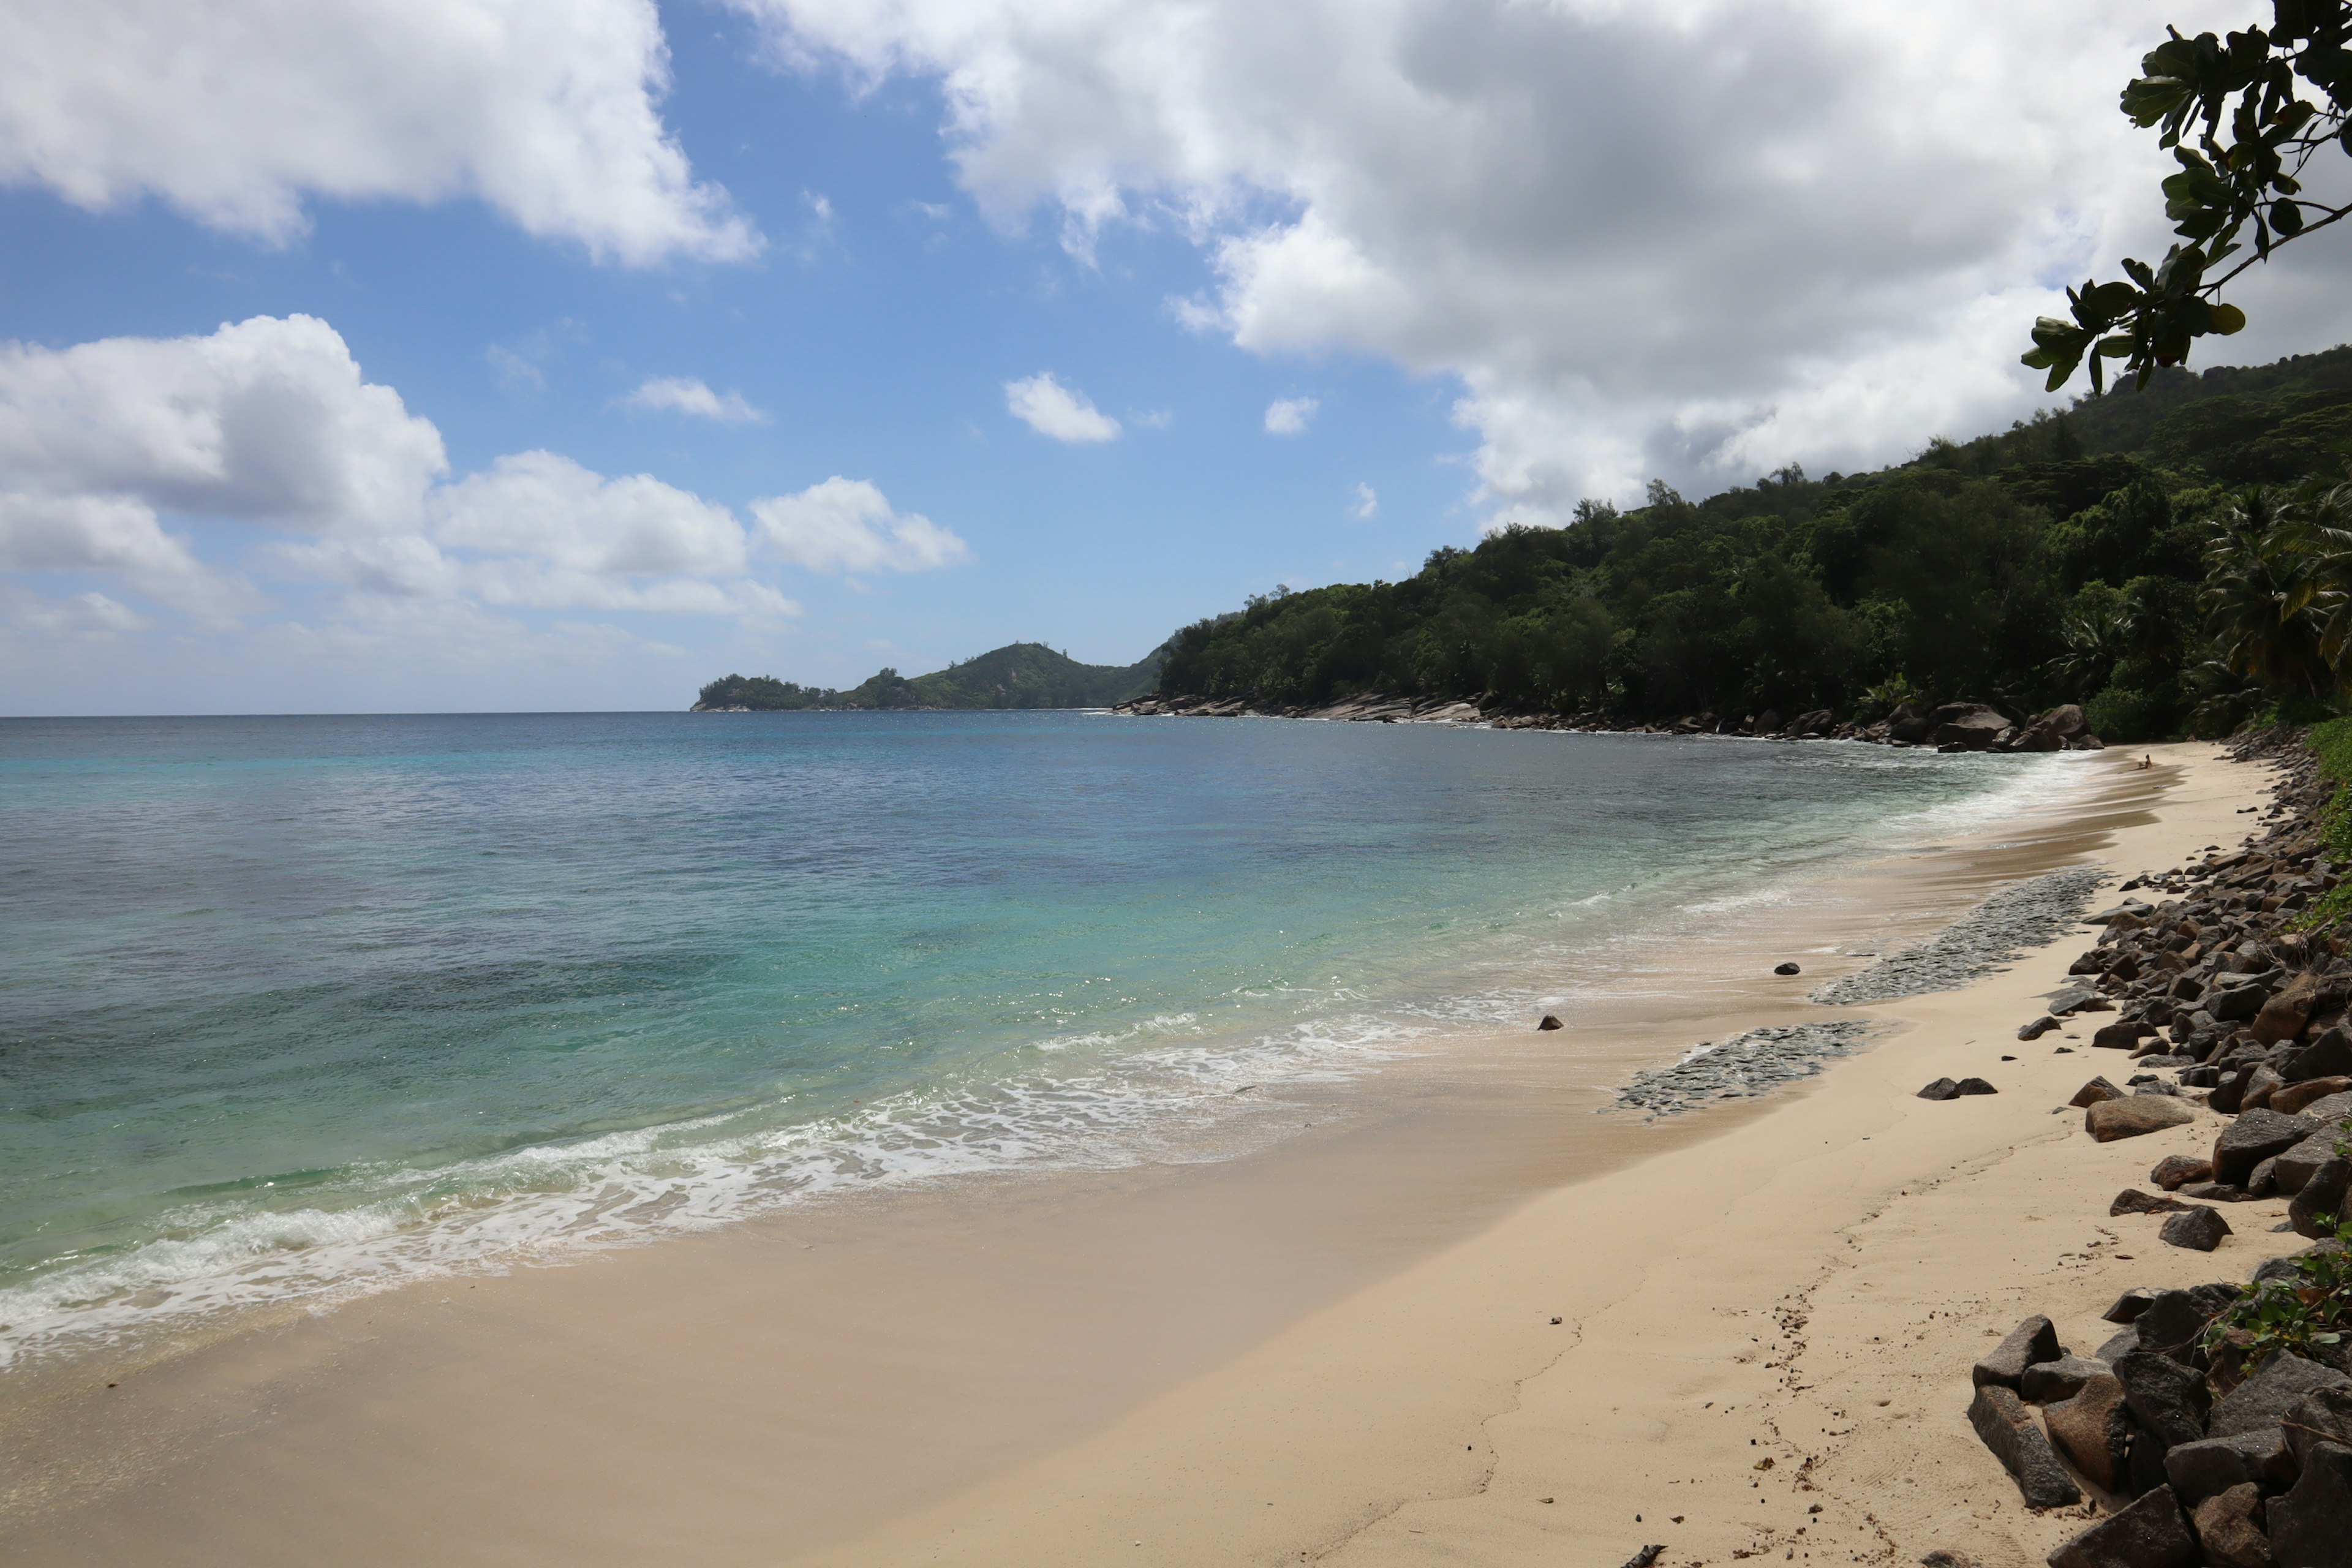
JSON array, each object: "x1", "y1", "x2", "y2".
[
  {"x1": 2022, "y1": 1354, "x2": 2110, "y2": 1403},
  {"x1": 1975, "y1": 1315, "x2": 2064, "y2": 1389},
  {"x1": 1968, "y1": 1384, "x2": 2081, "y2": 1507},
  {"x1": 2045, "y1": 1373, "x2": 2134, "y2": 1491},
  {"x1": 2163, "y1": 1428, "x2": 2293, "y2": 1506},
  {"x1": 2214, "y1": 1108, "x2": 2322, "y2": 1186},
  {"x1": 2044, "y1": 1485, "x2": 2196, "y2": 1568},
  {"x1": 2267, "y1": 1439, "x2": 2352, "y2": 1568},
  {"x1": 2209, "y1": 1352, "x2": 2352, "y2": 1438},
  {"x1": 1537, "y1": 1014, "x2": 1564, "y2": 1031},
  {"x1": 2187, "y1": 1484, "x2": 2269, "y2": 1568},
  {"x1": 1773, "y1": 961, "x2": 1801, "y2": 976},
  {"x1": 1919, "y1": 1077, "x2": 1961, "y2": 1101},
  {"x1": 2160, "y1": 1206, "x2": 2233, "y2": 1251}
]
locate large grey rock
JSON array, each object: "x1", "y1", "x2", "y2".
[
  {"x1": 2252, "y1": 1239, "x2": 2346, "y2": 1288},
  {"x1": 2150, "y1": 1154, "x2": 2212, "y2": 1189},
  {"x1": 1970, "y1": 1383, "x2": 2082, "y2": 1508},
  {"x1": 2209, "y1": 1352, "x2": 2352, "y2": 1438},
  {"x1": 2283, "y1": 1386, "x2": 2352, "y2": 1467},
  {"x1": 2267, "y1": 1441, "x2": 2352, "y2": 1568},
  {"x1": 2045, "y1": 1373, "x2": 2135, "y2": 1491},
  {"x1": 2163, "y1": 1427, "x2": 2293, "y2": 1506},
  {"x1": 1975, "y1": 1315, "x2": 2065, "y2": 1389},
  {"x1": 2105, "y1": 1287, "x2": 2160, "y2": 1324},
  {"x1": 2272, "y1": 1075, "x2": 2352, "y2": 1116},
  {"x1": 2214, "y1": 1109, "x2": 2322, "y2": 1186},
  {"x1": 2098, "y1": 1325, "x2": 2143, "y2": 1363},
  {"x1": 2282, "y1": 1025, "x2": 2352, "y2": 1083},
  {"x1": 1930, "y1": 704, "x2": 2011, "y2": 750},
  {"x1": 2277, "y1": 1126, "x2": 2352, "y2": 1193},
  {"x1": 2188, "y1": 1483, "x2": 2271, "y2": 1568},
  {"x1": 2023, "y1": 1355, "x2": 2113, "y2": 1404},
  {"x1": 2090, "y1": 1096, "x2": 2198, "y2": 1141},
  {"x1": 2074, "y1": 1076, "x2": 2126, "y2": 1106},
  {"x1": 2160, "y1": 1206, "x2": 2233, "y2": 1251},
  {"x1": 2044, "y1": 1485, "x2": 2198, "y2": 1568},
  {"x1": 2097, "y1": 1020, "x2": 2152, "y2": 1051},
  {"x1": 2116, "y1": 1350, "x2": 2212, "y2": 1450},
  {"x1": 2212, "y1": 983, "x2": 2273, "y2": 1025},
  {"x1": 2291, "y1": 1156, "x2": 2350, "y2": 1238},
  {"x1": 1919, "y1": 1077, "x2": 1962, "y2": 1101}
]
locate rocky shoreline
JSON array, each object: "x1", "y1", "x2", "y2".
[
  {"x1": 1114, "y1": 692, "x2": 2108, "y2": 755},
  {"x1": 1939, "y1": 729, "x2": 2352, "y2": 1568}
]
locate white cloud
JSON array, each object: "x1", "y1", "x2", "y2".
[
  {"x1": 752, "y1": 477, "x2": 973, "y2": 573},
  {"x1": 1004, "y1": 371, "x2": 1121, "y2": 443},
  {"x1": 1351, "y1": 482, "x2": 1377, "y2": 520},
  {"x1": 434, "y1": 451, "x2": 750, "y2": 577},
  {"x1": 741, "y1": 0, "x2": 2339, "y2": 513},
  {"x1": 1264, "y1": 396, "x2": 1317, "y2": 435},
  {"x1": 0, "y1": 0, "x2": 759, "y2": 265},
  {"x1": 622, "y1": 375, "x2": 768, "y2": 425}
]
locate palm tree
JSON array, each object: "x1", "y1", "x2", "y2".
[{"x1": 2203, "y1": 487, "x2": 2334, "y2": 703}]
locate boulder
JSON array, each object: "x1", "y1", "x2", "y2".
[
  {"x1": 2163, "y1": 1427, "x2": 2294, "y2": 1506},
  {"x1": 1537, "y1": 1014, "x2": 1564, "y2": 1031},
  {"x1": 2104, "y1": 1287, "x2": 2159, "y2": 1324},
  {"x1": 2209, "y1": 1352, "x2": 2352, "y2": 1439},
  {"x1": 2089, "y1": 1096, "x2": 2198, "y2": 1140},
  {"x1": 2151, "y1": 1154, "x2": 2213, "y2": 1189},
  {"x1": 1929, "y1": 703, "x2": 2013, "y2": 751},
  {"x1": 2254, "y1": 974, "x2": 2321, "y2": 1045},
  {"x1": 2266, "y1": 1440, "x2": 2352, "y2": 1568},
  {"x1": 2021, "y1": 1016, "x2": 2062, "y2": 1041},
  {"x1": 2211, "y1": 983, "x2": 2273, "y2": 1025},
  {"x1": 2097, "y1": 1020, "x2": 2155, "y2": 1051},
  {"x1": 2179, "y1": 1182, "x2": 2255, "y2": 1202},
  {"x1": 2276, "y1": 1121, "x2": 2352, "y2": 1191},
  {"x1": 2253, "y1": 1240, "x2": 2346, "y2": 1288},
  {"x1": 2022, "y1": 1355, "x2": 2113, "y2": 1404},
  {"x1": 2099, "y1": 1325, "x2": 2143, "y2": 1363},
  {"x1": 2133, "y1": 1284, "x2": 2243, "y2": 1366},
  {"x1": 2283, "y1": 1386, "x2": 2352, "y2": 1467},
  {"x1": 2114, "y1": 1189, "x2": 2195, "y2": 1216},
  {"x1": 2290, "y1": 1156, "x2": 2349, "y2": 1238},
  {"x1": 2160, "y1": 1206, "x2": 2233, "y2": 1251},
  {"x1": 2116, "y1": 1350, "x2": 2212, "y2": 1450},
  {"x1": 2282, "y1": 1025, "x2": 2352, "y2": 1083},
  {"x1": 1920, "y1": 1078, "x2": 1961, "y2": 1101},
  {"x1": 2044, "y1": 1373, "x2": 2135, "y2": 1491},
  {"x1": 1970, "y1": 1383, "x2": 2082, "y2": 1507},
  {"x1": 1975, "y1": 1315, "x2": 2065, "y2": 1389},
  {"x1": 2214, "y1": 1109, "x2": 2323, "y2": 1186},
  {"x1": 2188, "y1": 1484, "x2": 2271, "y2": 1568},
  {"x1": 2075, "y1": 1076, "x2": 2128, "y2": 1107},
  {"x1": 2043, "y1": 1485, "x2": 2197, "y2": 1568},
  {"x1": 1887, "y1": 703, "x2": 1933, "y2": 744},
  {"x1": 2272, "y1": 1075, "x2": 2352, "y2": 1115},
  {"x1": 2038, "y1": 703, "x2": 2089, "y2": 739},
  {"x1": 1773, "y1": 961, "x2": 1801, "y2": 976},
  {"x1": 2243, "y1": 1063, "x2": 2288, "y2": 1110},
  {"x1": 1956, "y1": 1077, "x2": 1999, "y2": 1096}
]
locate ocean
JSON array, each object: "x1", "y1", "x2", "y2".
[{"x1": 0, "y1": 710, "x2": 2087, "y2": 1365}]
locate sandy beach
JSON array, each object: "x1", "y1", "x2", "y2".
[{"x1": 0, "y1": 740, "x2": 2290, "y2": 1566}]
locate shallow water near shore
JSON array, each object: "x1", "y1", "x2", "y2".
[{"x1": 0, "y1": 710, "x2": 2096, "y2": 1366}]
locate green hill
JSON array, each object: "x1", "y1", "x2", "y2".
[{"x1": 695, "y1": 641, "x2": 1166, "y2": 712}]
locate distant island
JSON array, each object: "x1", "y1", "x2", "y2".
[{"x1": 695, "y1": 640, "x2": 1167, "y2": 711}]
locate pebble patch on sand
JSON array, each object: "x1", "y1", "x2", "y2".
[
  {"x1": 1611, "y1": 1021, "x2": 1875, "y2": 1118},
  {"x1": 1807, "y1": 865, "x2": 2109, "y2": 1006}
]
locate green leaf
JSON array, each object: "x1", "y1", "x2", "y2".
[
  {"x1": 2211, "y1": 302, "x2": 2248, "y2": 334},
  {"x1": 2274, "y1": 197, "x2": 2306, "y2": 235}
]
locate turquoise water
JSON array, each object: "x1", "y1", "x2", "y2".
[{"x1": 0, "y1": 712, "x2": 2084, "y2": 1363}]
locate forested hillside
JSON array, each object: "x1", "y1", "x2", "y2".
[
  {"x1": 697, "y1": 641, "x2": 1165, "y2": 712},
  {"x1": 1153, "y1": 347, "x2": 2352, "y2": 742}
]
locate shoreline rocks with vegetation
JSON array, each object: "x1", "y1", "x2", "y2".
[{"x1": 1943, "y1": 723, "x2": 2352, "y2": 1568}]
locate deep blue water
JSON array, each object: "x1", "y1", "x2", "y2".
[{"x1": 0, "y1": 711, "x2": 2081, "y2": 1362}]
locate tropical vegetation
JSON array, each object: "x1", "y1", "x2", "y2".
[{"x1": 698, "y1": 640, "x2": 1165, "y2": 712}]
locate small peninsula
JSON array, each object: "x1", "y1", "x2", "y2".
[{"x1": 695, "y1": 639, "x2": 1166, "y2": 712}]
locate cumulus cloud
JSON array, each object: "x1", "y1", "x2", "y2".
[
  {"x1": 1004, "y1": 371, "x2": 1121, "y2": 443},
  {"x1": 743, "y1": 0, "x2": 2337, "y2": 514},
  {"x1": 622, "y1": 375, "x2": 768, "y2": 424},
  {"x1": 0, "y1": 315, "x2": 963, "y2": 637},
  {"x1": 0, "y1": 0, "x2": 758, "y2": 265},
  {"x1": 752, "y1": 477, "x2": 973, "y2": 573},
  {"x1": 1264, "y1": 396, "x2": 1317, "y2": 435}
]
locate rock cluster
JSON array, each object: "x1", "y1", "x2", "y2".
[
  {"x1": 1810, "y1": 867, "x2": 2111, "y2": 1006},
  {"x1": 1951, "y1": 728, "x2": 2352, "y2": 1568},
  {"x1": 1610, "y1": 1022, "x2": 1874, "y2": 1118},
  {"x1": 1112, "y1": 693, "x2": 2105, "y2": 752}
]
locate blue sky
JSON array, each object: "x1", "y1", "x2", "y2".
[{"x1": 1, "y1": 0, "x2": 2342, "y2": 713}]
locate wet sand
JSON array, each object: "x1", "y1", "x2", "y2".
[{"x1": 0, "y1": 742, "x2": 2268, "y2": 1566}]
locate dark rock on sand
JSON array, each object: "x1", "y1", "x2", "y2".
[
  {"x1": 1774, "y1": 962, "x2": 1801, "y2": 976},
  {"x1": 2290, "y1": 1158, "x2": 2350, "y2": 1238},
  {"x1": 1955, "y1": 1077, "x2": 1997, "y2": 1096},
  {"x1": 1969, "y1": 1383, "x2": 2082, "y2": 1507},
  {"x1": 2283, "y1": 1025, "x2": 2352, "y2": 1083},
  {"x1": 2272, "y1": 1075, "x2": 2352, "y2": 1115},
  {"x1": 2021, "y1": 1016, "x2": 2061, "y2": 1041},
  {"x1": 1975, "y1": 1315, "x2": 2064, "y2": 1389},
  {"x1": 2132, "y1": 1285, "x2": 2242, "y2": 1366},
  {"x1": 2096, "y1": 1020, "x2": 2153, "y2": 1051},
  {"x1": 1537, "y1": 1014, "x2": 1564, "y2": 1031},
  {"x1": 2043, "y1": 1485, "x2": 2196, "y2": 1568},
  {"x1": 2044, "y1": 1373, "x2": 2135, "y2": 1491},
  {"x1": 2150, "y1": 1155, "x2": 2212, "y2": 1190},
  {"x1": 2104, "y1": 1287, "x2": 2159, "y2": 1324},
  {"x1": 2159, "y1": 1206, "x2": 2233, "y2": 1251},
  {"x1": 2113, "y1": 1189, "x2": 2194, "y2": 1216},
  {"x1": 2214, "y1": 1109, "x2": 2322, "y2": 1186},
  {"x1": 2089, "y1": 1096, "x2": 2196, "y2": 1140},
  {"x1": 1919, "y1": 1078, "x2": 1962, "y2": 1101},
  {"x1": 2074, "y1": 1077, "x2": 2127, "y2": 1107}
]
